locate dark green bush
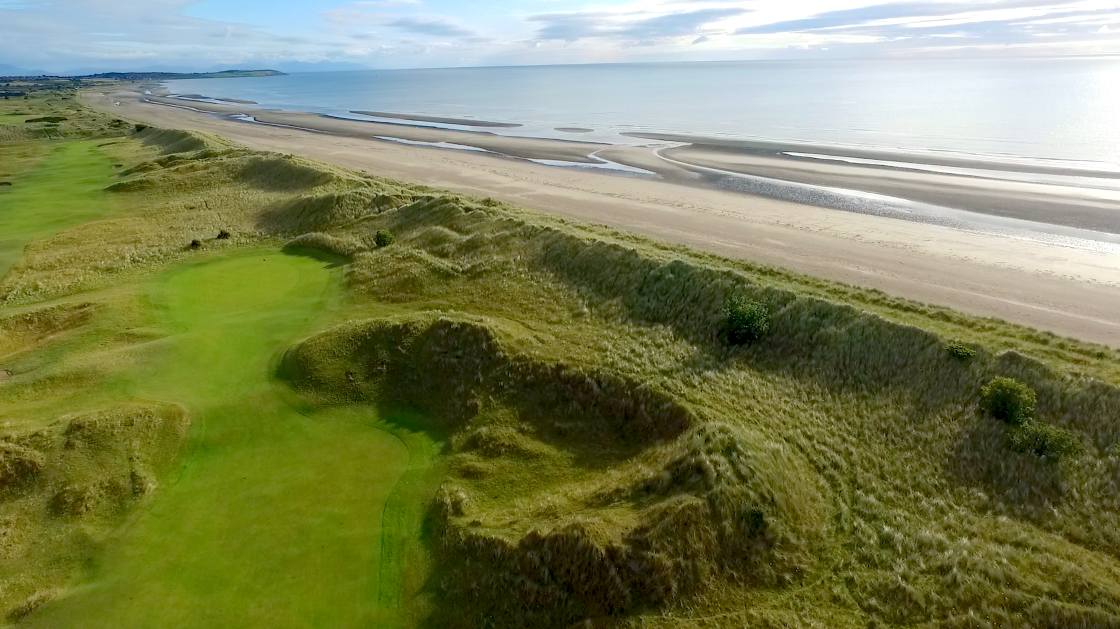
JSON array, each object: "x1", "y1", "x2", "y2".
[
  {"x1": 217, "y1": 230, "x2": 231, "y2": 240},
  {"x1": 980, "y1": 377, "x2": 1036, "y2": 425},
  {"x1": 1007, "y1": 421, "x2": 1081, "y2": 462},
  {"x1": 724, "y1": 296, "x2": 770, "y2": 345},
  {"x1": 189, "y1": 239, "x2": 201, "y2": 250},
  {"x1": 374, "y1": 230, "x2": 395, "y2": 248},
  {"x1": 134, "y1": 124, "x2": 148, "y2": 133},
  {"x1": 945, "y1": 343, "x2": 976, "y2": 360}
]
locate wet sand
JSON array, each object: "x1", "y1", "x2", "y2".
[
  {"x1": 350, "y1": 110, "x2": 521, "y2": 128},
  {"x1": 143, "y1": 95, "x2": 603, "y2": 163},
  {"x1": 87, "y1": 86, "x2": 1120, "y2": 347},
  {"x1": 650, "y1": 145, "x2": 1120, "y2": 234}
]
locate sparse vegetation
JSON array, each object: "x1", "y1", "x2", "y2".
[
  {"x1": 723, "y1": 295, "x2": 770, "y2": 344},
  {"x1": 217, "y1": 229, "x2": 230, "y2": 239},
  {"x1": 980, "y1": 376, "x2": 1037, "y2": 425}
]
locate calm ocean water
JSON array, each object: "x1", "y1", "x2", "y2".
[{"x1": 170, "y1": 58, "x2": 1120, "y2": 167}]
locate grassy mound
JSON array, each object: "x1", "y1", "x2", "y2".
[
  {"x1": 0, "y1": 404, "x2": 190, "y2": 615},
  {"x1": 285, "y1": 316, "x2": 824, "y2": 627},
  {"x1": 273, "y1": 174, "x2": 1120, "y2": 626}
]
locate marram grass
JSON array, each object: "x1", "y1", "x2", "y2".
[{"x1": 3, "y1": 91, "x2": 1120, "y2": 627}]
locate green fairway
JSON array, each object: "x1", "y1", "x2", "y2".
[
  {"x1": 22, "y1": 251, "x2": 436, "y2": 628},
  {"x1": 0, "y1": 141, "x2": 118, "y2": 281}
]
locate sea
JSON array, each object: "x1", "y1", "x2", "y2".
[
  {"x1": 169, "y1": 57, "x2": 1120, "y2": 167},
  {"x1": 166, "y1": 57, "x2": 1120, "y2": 251}
]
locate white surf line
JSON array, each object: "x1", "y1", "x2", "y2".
[{"x1": 652, "y1": 146, "x2": 1120, "y2": 255}]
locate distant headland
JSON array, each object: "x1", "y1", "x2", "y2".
[{"x1": 76, "y1": 70, "x2": 286, "y2": 80}]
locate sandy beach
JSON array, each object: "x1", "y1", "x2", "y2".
[{"x1": 88, "y1": 86, "x2": 1120, "y2": 347}]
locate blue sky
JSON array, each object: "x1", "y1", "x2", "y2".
[{"x1": 2, "y1": 0, "x2": 1119, "y2": 72}]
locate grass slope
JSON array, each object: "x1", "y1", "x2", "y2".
[{"x1": 5, "y1": 90, "x2": 1120, "y2": 628}]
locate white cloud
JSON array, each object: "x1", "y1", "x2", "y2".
[{"x1": 1, "y1": 0, "x2": 1118, "y2": 73}]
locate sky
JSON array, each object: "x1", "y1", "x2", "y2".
[{"x1": 1, "y1": 0, "x2": 1120, "y2": 73}]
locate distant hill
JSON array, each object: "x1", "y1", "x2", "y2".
[
  {"x1": 75, "y1": 70, "x2": 286, "y2": 81},
  {"x1": 273, "y1": 61, "x2": 372, "y2": 73},
  {"x1": 0, "y1": 63, "x2": 47, "y2": 77}
]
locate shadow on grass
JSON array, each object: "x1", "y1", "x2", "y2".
[{"x1": 280, "y1": 244, "x2": 347, "y2": 269}]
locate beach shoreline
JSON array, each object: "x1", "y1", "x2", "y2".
[
  {"x1": 138, "y1": 89, "x2": 1120, "y2": 236},
  {"x1": 87, "y1": 85, "x2": 1120, "y2": 347}
]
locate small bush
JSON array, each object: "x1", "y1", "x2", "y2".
[
  {"x1": 217, "y1": 230, "x2": 231, "y2": 240},
  {"x1": 724, "y1": 296, "x2": 770, "y2": 345},
  {"x1": 945, "y1": 343, "x2": 976, "y2": 360},
  {"x1": 375, "y1": 230, "x2": 395, "y2": 248},
  {"x1": 980, "y1": 377, "x2": 1036, "y2": 425},
  {"x1": 189, "y1": 239, "x2": 201, "y2": 250},
  {"x1": 134, "y1": 123, "x2": 148, "y2": 133},
  {"x1": 1007, "y1": 421, "x2": 1081, "y2": 462}
]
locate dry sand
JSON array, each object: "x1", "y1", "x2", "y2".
[{"x1": 88, "y1": 87, "x2": 1120, "y2": 347}]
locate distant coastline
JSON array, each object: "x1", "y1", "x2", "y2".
[{"x1": 0, "y1": 69, "x2": 285, "y2": 80}]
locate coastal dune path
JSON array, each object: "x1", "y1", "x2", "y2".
[{"x1": 87, "y1": 89, "x2": 1120, "y2": 348}]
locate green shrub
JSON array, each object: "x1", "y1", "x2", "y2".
[
  {"x1": 724, "y1": 296, "x2": 770, "y2": 345},
  {"x1": 217, "y1": 230, "x2": 231, "y2": 240},
  {"x1": 374, "y1": 230, "x2": 395, "y2": 248},
  {"x1": 945, "y1": 343, "x2": 976, "y2": 360},
  {"x1": 980, "y1": 377, "x2": 1036, "y2": 425},
  {"x1": 1007, "y1": 421, "x2": 1081, "y2": 462}
]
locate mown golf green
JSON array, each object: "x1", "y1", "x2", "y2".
[
  {"x1": 21, "y1": 250, "x2": 436, "y2": 628},
  {"x1": 0, "y1": 141, "x2": 117, "y2": 280}
]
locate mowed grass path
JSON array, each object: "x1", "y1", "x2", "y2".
[
  {"x1": 0, "y1": 141, "x2": 118, "y2": 281},
  {"x1": 25, "y1": 251, "x2": 423, "y2": 628}
]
